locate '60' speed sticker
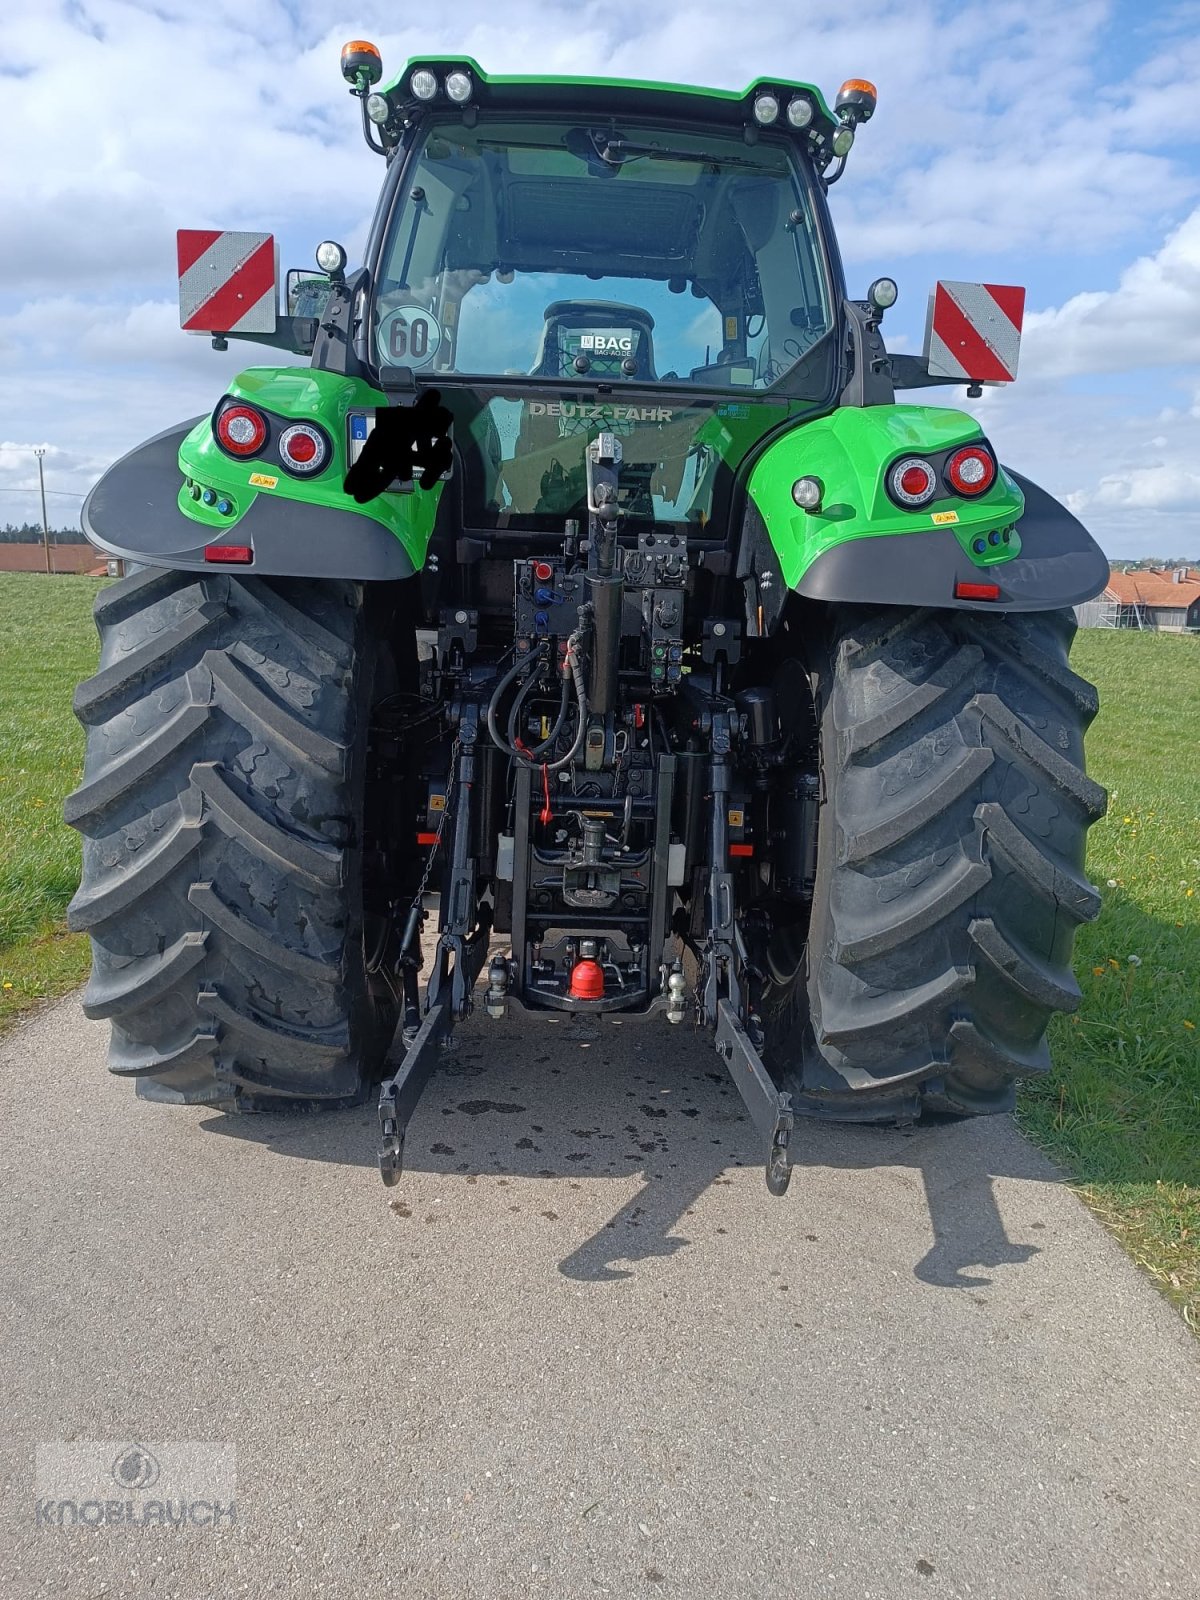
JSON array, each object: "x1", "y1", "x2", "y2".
[{"x1": 378, "y1": 305, "x2": 442, "y2": 368}]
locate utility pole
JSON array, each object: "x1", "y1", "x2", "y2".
[{"x1": 33, "y1": 448, "x2": 52, "y2": 575}]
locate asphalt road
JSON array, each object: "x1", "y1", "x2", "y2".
[{"x1": 2, "y1": 993, "x2": 1198, "y2": 1600}]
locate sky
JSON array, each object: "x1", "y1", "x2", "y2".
[{"x1": 0, "y1": 0, "x2": 1198, "y2": 558}]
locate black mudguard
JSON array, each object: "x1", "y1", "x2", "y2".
[
  {"x1": 795, "y1": 471, "x2": 1108, "y2": 612},
  {"x1": 81, "y1": 420, "x2": 415, "y2": 580}
]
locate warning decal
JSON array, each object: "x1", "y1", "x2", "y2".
[
  {"x1": 177, "y1": 230, "x2": 277, "y2": 335},
  {"x1": 924, "y1": 281, "x2": 1025, "y2": 384}
]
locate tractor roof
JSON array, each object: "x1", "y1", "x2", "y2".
[{"x1": 381, "y1": 57, "x2": 838, "y2": 137}]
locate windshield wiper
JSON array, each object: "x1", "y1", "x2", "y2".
[{"x1": 597, "y1": 136, "x2": 758, "y2": 170}]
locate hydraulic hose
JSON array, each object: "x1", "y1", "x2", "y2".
[
  {"x1": 485, "y1": 650, "x2": 538, "y2": 757},
  {"x1": 486, "y1": 636, "x2": 587, "y2": 773},
  {"x1": 543, "y1": 632, "x2": 589, "y2": 773}
]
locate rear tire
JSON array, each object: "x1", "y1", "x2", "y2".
[
  {"x1": 65, "y1": 567, "x2": 399, "y2": 1109},
  {"x1": 758, "y1": 605, "x2": 1106, "y2": 1121}
]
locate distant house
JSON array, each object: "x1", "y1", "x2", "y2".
[
  {"x1": 0, "y1": 542, "x2": 110, "y2": 577},
  {"x1": 1078, "y1": 567, "x2": 1200, "y2": 631}
]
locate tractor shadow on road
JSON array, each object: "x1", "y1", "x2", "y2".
[{"x1": 202, "y1": 1013, "x2": 1056, "y2": 1291}]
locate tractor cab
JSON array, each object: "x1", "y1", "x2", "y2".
[{"x1": 361, "y1": 80, "x2": 844, "y2": 403}]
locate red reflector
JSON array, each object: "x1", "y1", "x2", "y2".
[
  {"x1": 729, "y1": 843, "x2": 755, "y2": 857},
  {"x1": 204, "y1": 544, "x2": 253, "y2": 564},
  {"x1": 416, "y1": 831, "x2": 439, "y2": 846},
  {"x1": 955, "y1": 580, "x2": 1001, "y2": 601},
  {"x1": 568, "y1": 959, "x2": 605, "y2": 1000}
]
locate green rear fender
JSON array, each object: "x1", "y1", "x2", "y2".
[
  {"x1": 745, "y1": 405, "x2": 1108, "y2": 612},
  {"x1": 81, "y1": 366, "x2": 441, "y2": 579},
  {"x1": 747, "y1": 405, "x2": 1023, "y2": 588},
  {"x1": 177, "y1": 369, "x2": 441, "y2": 570}
]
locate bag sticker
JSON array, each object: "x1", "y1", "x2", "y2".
[
  {"x1": 248, "y1": 472, "x2": 278, "y2": 489},
  {"x1": 931, "y1": 509, "x2": 959, "y2": 524},
  {"x1": 577, "y1": 330, "x2": 634, "y2": 354},
  {"x1": 378, "y1": 305, "x2": 443, "y2": 368}
]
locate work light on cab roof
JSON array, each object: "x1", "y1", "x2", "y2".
[{"x1": 336, "y1": 42, "x2": 876, "y2": 181}]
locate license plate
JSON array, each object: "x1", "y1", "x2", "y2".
[
  {"x1": 347, "y1": 412, "x2": 449, "y2": 492},
  {"x1": 348, "y1": 411, "x2": 373, "y2": 466}
]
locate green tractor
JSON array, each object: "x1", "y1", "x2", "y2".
[{"x1": 67, "y1": 47, "x2": 1109, "y2": 1193}]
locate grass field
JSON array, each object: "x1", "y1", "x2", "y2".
[
  {"x1": 1018, "y1": 628, "x2": 1200, "y2": 1331},
  {"x1": 0, "y1": 574, "x2": 105, "y2": 1028},
  {"x1": 0, "y1": 574, "x2": 1196, "y2": 1323}
]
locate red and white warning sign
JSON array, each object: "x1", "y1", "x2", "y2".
[
  {"x1": 177, "y1": 230, "x2": 278, "y2": 335},
  {"x1": 924, "y1": 281, "x2": 1025, "y2": 384}
]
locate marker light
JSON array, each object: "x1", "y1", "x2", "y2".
[
  {"x1": 752, "y1": 92, "x2": 780, "y2": 125},
  {"x1": 887, "y1": 456, "x2": 938, "y2": 508},
  {"x1": 365, "y1": 92, "x2": 390, "y2": 124},
  {"x1": 791, "y1": 476, "x2": 824, "y2": 512},
  {"x1": 946, "y1": 444, "x2": 997, "y2": 497},
  {"x1": 835, "y1": 78, "x2": 878, "y2": 122},
  {"x1": 868, "y1": 277, "x2": 898, "y2": 311},
  {"x1": 409, "y1": 68, "x2": 439, "y2": 101},
  {"x1": 316, "y1": 240, "x2": 347, "y2": 276},
  {"x1": 786, "y1": 96, "x2": 814, "y2": 129},
  {"x1": 278, "y1": 423, "x2": 330, "y2": 476},
  {"x1": 445, "y1": 69, "x2": 473, "y2": 103},
  {"x1": 831, "y1": 124, "x2": 855, "y2": 157},
  {"x1": 215, "y1": 404, "x2": 267, "y2": 458},
  {"x1": 340, "y1": 40, "x2": 382, "y2": 87}
]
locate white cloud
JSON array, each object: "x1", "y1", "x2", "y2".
[
  {"x1": 1072, "y1": 466, "x2": 1200, "y2": 512},
  {"x1": 1022, "y1": 207, "x2": 1200, "y2": 378}
]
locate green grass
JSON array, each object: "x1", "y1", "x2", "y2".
[
  {"x1": 0, "y1": 575, "x2": 105, "y2": 1027},
  {"x1": 0, "y1": 575, "x2": 1196, "y2": 1326},
  {"x1": 1017, "y1": 630, "x2": 1200, "y2": 1333}
]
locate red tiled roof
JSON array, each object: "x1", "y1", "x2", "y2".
[
  {"x1": 1104, "y1": 568, "x2": 1200, "y2": 609},
  {"x1": 0, "y1": 543, "x2": 107, "y2": 575}
]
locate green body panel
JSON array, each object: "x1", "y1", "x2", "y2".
[
  {"x1": 746, "y1": 405, "x2": 1025, "y2": 589},
  {"x1": 175, "y1": 368, "x2": 444, "y2": 570},
  {"x1": 383, "y1": 57, "x2": 836, "y2": 122}
]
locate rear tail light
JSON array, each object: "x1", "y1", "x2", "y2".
[
  {"x1": 946, "y1": 443, "x2": 997, "y2": 497},
  {"x1": 278, "y1": 422, "x2": 330, "y2": 476},
  {"x1": 886, "y1": 456, "x2": 938, "y2": 508},
  {"x1": 215, "y1": 404, "x2": 267, "y2": 458}
]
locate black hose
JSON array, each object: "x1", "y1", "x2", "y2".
[
  {"x1": 487, "y1": 631, "x2": 589, "y2": 772},
  {"x1": 486, "y1": 650, "x2": 538, "y2": 757}
]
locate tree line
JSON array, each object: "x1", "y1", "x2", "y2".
[{"x1": 1, "y1": 524, "x2": 88, "y2": 544}]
